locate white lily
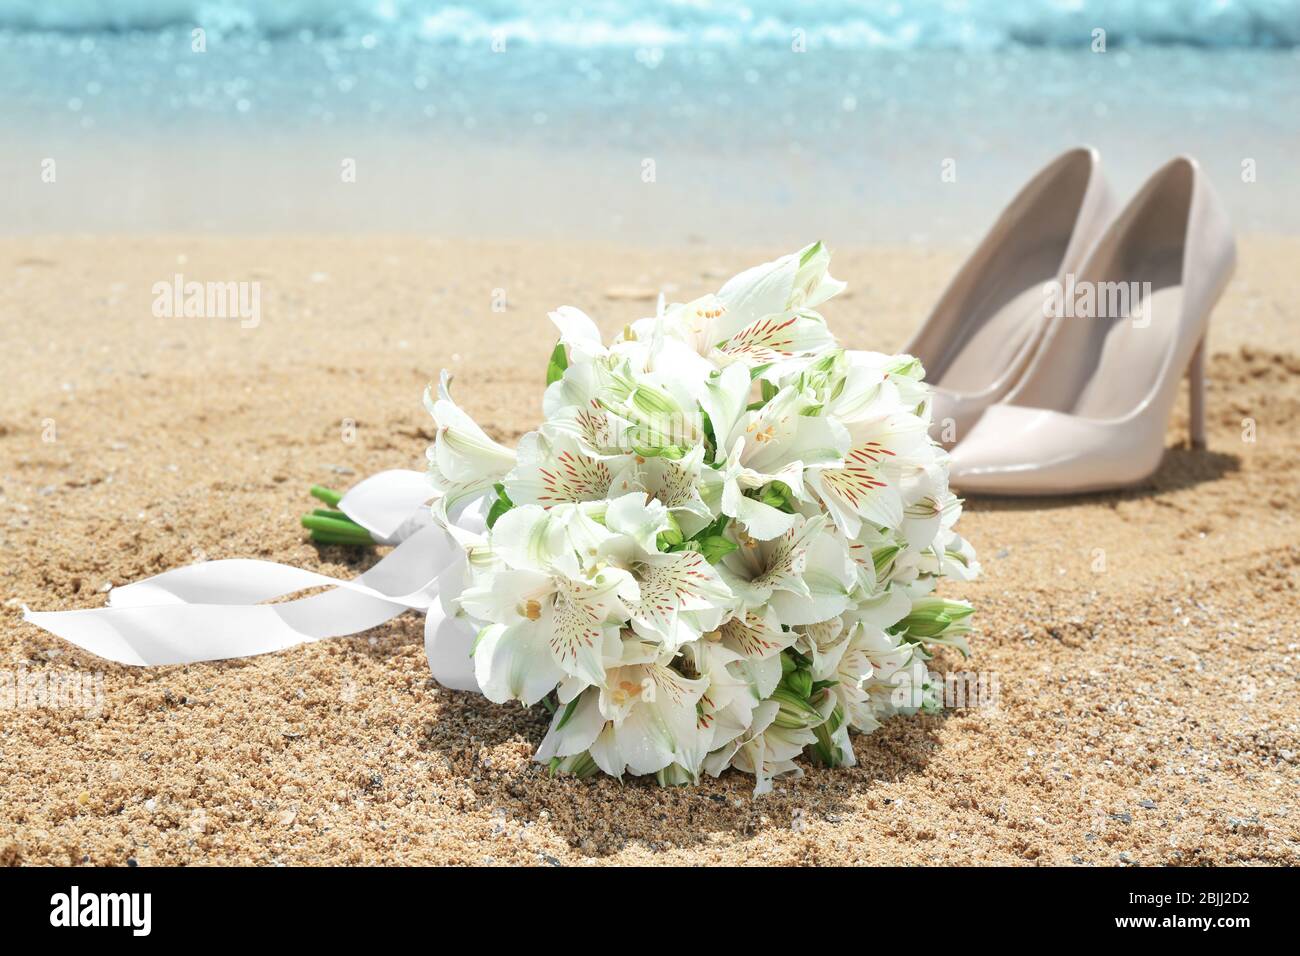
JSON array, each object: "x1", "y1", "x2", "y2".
[
  {"x1": 717, "y1": 241, "x2": 846, "y2": 333},
  {"x1": 703, "y1": 699, "x2": 813, "y2": 795}
]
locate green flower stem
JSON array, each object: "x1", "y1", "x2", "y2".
[
  {"x1": 301, "y1": 514, "x2": 373, "y2": 544},
  {"x1": 309, "y1": 485, "x2": 344, "y2": 508},
  {"x1": 310, "y1": 508, "x2": 364, "y2": 525}
]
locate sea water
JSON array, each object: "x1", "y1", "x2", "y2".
[{"x1": 2, "y1": 0, "x2": 1297, "y2": 240}]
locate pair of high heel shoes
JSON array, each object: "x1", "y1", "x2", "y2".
[{"x1": 908, "y1": 148, "x2": 1236, "y2": 495}]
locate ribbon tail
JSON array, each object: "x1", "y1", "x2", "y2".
[
  {"x1": 23, "y1": 522, "x2": 461, "y2": 667},
  {"x1": 338, "y1": 469, "x2": 434, "y2": 544}
]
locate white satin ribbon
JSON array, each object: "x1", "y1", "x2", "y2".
[{"x1": 22, "y1": 469, "x2": 486, "y2": 692}]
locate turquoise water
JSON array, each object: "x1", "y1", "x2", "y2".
[{"x1": 3, "y1": 1, "x2": 1298, "y2": 239}]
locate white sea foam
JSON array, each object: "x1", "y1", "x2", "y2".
[{"x1": 1, "y1": 0, "x2": 1296, "y2": 49}]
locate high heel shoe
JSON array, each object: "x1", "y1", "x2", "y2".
[
  {"x1": 907, "y1": 147, "x2": 1114, "y2": 447},
  {"x1": 948, "y1": 156, "x2": 1236, "y2": 496}
]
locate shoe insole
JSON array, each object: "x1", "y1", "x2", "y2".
[
  {"x1": 1072, "y1": 249, "x2": 1185, "y2": 420},
  {"x1": 935, "y1": 243, "x2": 1064, "y2": 394}
]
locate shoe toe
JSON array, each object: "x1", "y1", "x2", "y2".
[{"x1": 949, "y1": 406, "x2": 1123, "y2": 496}]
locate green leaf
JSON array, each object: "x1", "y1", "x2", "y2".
[
  {"x1": 545, "y1": 341, "x2": 568, "y2": 386},
  {"x1": 554, "y1": 696, "x2": 580, "y2": 731},
  {"x1": 700, "y1": 409, "x2": 717, "y2": 464},
  {"x1": 485, "y1": 482, "x2": 514, "y2": 529}
]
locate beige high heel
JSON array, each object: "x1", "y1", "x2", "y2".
[
  {"x1": 907, "y1": 147, "x2": 1114, "y2": 447},
  {"x1": 948, "y1": 157, "x2": 1236, "y2": 496}
]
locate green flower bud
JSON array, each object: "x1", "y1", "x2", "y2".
[
  {"x1": 769, "y1": 687, "x2": 824, "y2": 731},
  {"x1": 785, "y1": 667, "x2": 813, "y2": 700},
  {"x1": 758, "y1": 480, "x2": 797, "y2": 513},
  {"x1": 656, "y1": 512, "x2": 685, "y2": 551},
  {"x1": 898, "y1": 597, "x2": 974, "y2": 639},
  {"x1": 696, "y1": 535, "x2": 737, "y2": 563}
]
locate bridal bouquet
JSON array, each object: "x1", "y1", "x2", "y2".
[
  {"x1": 426, "y1": 243, "x2": 979, "y2": 792},
  {"x1": 25, "y1": 241, "x2": 977, "y2": 796}
]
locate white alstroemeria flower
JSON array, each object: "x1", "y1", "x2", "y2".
[
  {"x1": 701, "y1": 380, "x2": 849, "y2": 541},
  {"x1": 628, "y1": 443, "x2": 714, "y2": 534},
  {"x1": 601, "y1": 492, "x2": 672, "y2": 556},
  {"x1": 587, "y1": 660, "x2": 710, "y2": 778},
  {"x1": 804, "y1": 621, "x2": 887, "y2": 736},
  {"x1": 424, "y1": 370, "x2": 517, "y2": 514},
  {"x1": 721, "y1": 514, "x2": 856, "y2": 626},
  {"x1": 826, "y1": 351, "x2": 931, "y2": 423},
  {"x1": 594, "y1": 360, "x2": 706, "y2": 458},
  {"x1": 805, "y1": 410, "x2": 934, "y2": 537},
  {"x1": 858, "y1": 629, "x2": 922, "y2": 722},
  {"x1": 924, "y1": 530, "x2": 981, "y2": 582},
  {"x1": 549, "y1": 306, "x2": 609, "y2": 362},
  {"x1": 896, "y1": 464, "x2": 962, "y2": 554},
  {"x1": 623, "y1": 548, "x2": 735, "y2": 651},
  {"x1": 713, "y1": 311, "x2": 836, "y2": 370},
  {"x1": 699, "y1": 362, "x2": 751, "y2": 451},
  {"x1": 727, "y1": 381, "x2": 850, "y2": 477},
  {"x1": 533, "y1": 637, "x2": 662, "y2": 761},
  {"x1": 703, "y1": 699, "x2": 813, "y2": 795},
  {"x1": 503, "y1": 429, "x2": 637, "y2": 508},
  {"x1": 703, "y1": 437, "x2": 803, "y2": 540},
  {"x1": 844, "y1": 522, "x2": 901, "y2": 595},
  {"x1": 717, "y1": 241, "x2": 846, "y2": 332},
  {"x1": 715, "y1": 607, "x2": 797, "y2": 703},
  {"x1": 633, "y1": 298, "x2": 835, "y2": 377},
  {"x1": 461, "y1": 505, "x2": 639, "y2": 700},
  {"x1": 669, "y1": 638, "x2": 755, "y2": 780}
]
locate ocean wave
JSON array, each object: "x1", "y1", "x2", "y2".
[{"x1": 1, "y1": 0, "x2": 1297, "y2": 49}]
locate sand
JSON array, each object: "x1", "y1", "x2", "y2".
[{"x1": 1, "y1": 236, "x2": 1297, "y2": 866}]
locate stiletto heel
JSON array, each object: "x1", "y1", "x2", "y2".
[
  {"x1": 1189, "y1": 335, "x2": 1207, "y2": 449},
  {"x1": 949, "y1": 156, "x2": 1236, "y2": 495}
]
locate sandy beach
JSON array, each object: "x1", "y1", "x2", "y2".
[{"x1": 1, "y1": 235, "x2": 1297, "y2": 866}]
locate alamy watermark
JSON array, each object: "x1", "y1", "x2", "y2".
[
  {"x1": 50, "y1": 886, "x2": 151, "y2": 936},
  {"x1": 1043, "y1": 274, "x2": 1152, "y2": 328},
  {"x1": 1, "y1": 665, "x2": 105, "y2": 714},
  {"x1": 891, "y1": 662, "x2": 1000, "y2": 711},
  {"x1": 152, "y1": 273, "x2": 261, "y2": 329}
]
